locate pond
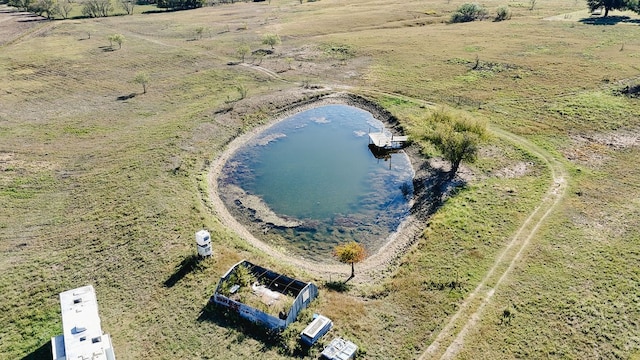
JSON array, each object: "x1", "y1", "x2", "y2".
[{"x1": 218, "y1": 104, "x2": 414, "y2": 261}]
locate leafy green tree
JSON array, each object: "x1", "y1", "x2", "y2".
[
  {"x1": 587, "y1": 0, "x2": 636, "y2": 17},
  {"x1": 236, "y1": 44, "x2": 250, "y2": 62},
  {"x1": 32, "y1": 0, "x2": 58, "y2": 19},
  {"x1": 333, "y1": 241, "x2": 367, "y2": 279},
  {"x1": 495, "y1": 5, "x2": 511, "y2": 21},
  {"x1": 262, "y1": 33, "x2": 281, "y2": 49},
  {"x1": 107, "y1": 34, "x2": 124, "y2": 49},
  {"x1": 156, "y1": 0, "x2": 204, "y2": 10},
  {"x1": 450, "y1": 3, "x2": 488, "y2": 23},
  {"x1": 133, "y1": 72, "x2": 149, "y2": 94},
  {"x1": 10, "y1": 0, "x2": 33, "y2": 11},
  {"x1": 421, "y1": 109, "x2": 487, "y2": 179}
]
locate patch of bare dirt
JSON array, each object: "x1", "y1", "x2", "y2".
[
  {"x1": 578, "y1": 130, "x2": 640, "y2": 150},
  {"x1": 564, "y1": 129, "x2": 639, "y2": 166},
  {"x1": 0, "y1": 5, "x2": 48, "y2": 46},
  {"x1": 543, "y1": 10, "x2": 594, "y2": 22},
  {"x1": 0, "y1": 151, "x2": 58, "y2": 172},
  {"x1": 494, "y1": 161, "x2": 532, "y2": 179}
]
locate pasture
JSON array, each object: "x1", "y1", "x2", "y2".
[{"x1": 1, "y1": 0, "x2": 639, "y2": 359}]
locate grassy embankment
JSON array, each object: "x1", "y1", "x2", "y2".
[{"x1": 1, "y1": 0, "x2": 639, "y2": 359}]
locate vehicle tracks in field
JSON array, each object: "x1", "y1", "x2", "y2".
[{"x1": 418, "y1": 126, "x2": 568, "y2": 360}]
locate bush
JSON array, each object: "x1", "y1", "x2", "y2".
[
  {"x1": 495, "y1": 5, "x2": 511, "y2": 21},
  {"x1": 450, "y1": 3, "x2": 487, "y2": 23},
  {"x1": 262, "y1": 33, "x2": 281, "y2": 49},
  {"x1": 157, "y1": 0, "x2": 204, "y2": 9}
]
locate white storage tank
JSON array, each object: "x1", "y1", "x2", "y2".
[{"x1": 195, "y1": 230, "x2": 212, "y2": 257}]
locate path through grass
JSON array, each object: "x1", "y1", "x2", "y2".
[{"x1": 420, "y1": 126, "x2": 568, "y2": 359}]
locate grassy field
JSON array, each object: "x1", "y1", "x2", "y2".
[{"x1": 1, "y1": 0, "x2": 639, "y2": 359}]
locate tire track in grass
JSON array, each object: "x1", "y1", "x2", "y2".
[{"x1": 419, "y1": 126, "x2": 568, "y2": 360}]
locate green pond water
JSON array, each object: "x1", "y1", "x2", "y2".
[{"x1": 219, "y1": 105, "x2": 414, "y2": 260}]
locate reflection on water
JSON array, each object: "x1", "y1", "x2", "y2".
[{"x1": 219, "y1": 105, "x2": 414, "y2": 261}]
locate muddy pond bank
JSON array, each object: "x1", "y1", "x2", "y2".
[{"x1": 207, "y1": 90, "x2": 451, "y2": 282}]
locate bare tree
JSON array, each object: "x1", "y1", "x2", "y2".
[
  {"x1": 82, "y1": 0, "x2": 112, "y2": 17},
  {"x1": 57, "y1": 0, "x2": 73, "y2": 19},
  {"x1": 119, "y1": 0, "x2": 134, "y2": 14}
]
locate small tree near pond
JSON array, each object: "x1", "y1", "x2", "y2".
[
  {"x1": 420, "y1": 109, "x2": 488, "y2": 180},
  {"x1": 333, "y1": 241, "x2": 367, "y2": 280}
]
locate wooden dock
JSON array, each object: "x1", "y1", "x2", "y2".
[{"x1": 368, "y1": 132, "x2": 408, "y2": 150}]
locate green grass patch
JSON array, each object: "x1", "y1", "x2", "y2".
[{"x1": 319, "y1": 42, "x2": 356, "y2": 59}]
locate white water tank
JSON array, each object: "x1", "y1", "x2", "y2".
[{"x1": 195, "y1": 230, "x2": 212, "y2": 257}]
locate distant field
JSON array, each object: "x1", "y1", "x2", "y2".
[{"x1": 1, "y1": 0, "x2": 639, "y2": 359}]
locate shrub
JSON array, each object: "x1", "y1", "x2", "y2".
[
  {"x1": 495, "y1": 5, "x2": 511, "y2": 21},
  {"x1": 262, "y1": 33, "x2": 281, "y2": 49},
  {"x1": 107, "y1": 33, "x2": 125, "y2": 49},
  {"x1": 450, "y1": 3, "x2": 487, "y2": 23}
]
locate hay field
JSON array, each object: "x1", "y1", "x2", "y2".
[{"x1": 1, "y1": 0, "x2": 639, "y2": 359}]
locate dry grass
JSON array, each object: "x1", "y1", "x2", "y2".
[{"x1": 1, "y1": 0, "x2": 640, "y2": 359}]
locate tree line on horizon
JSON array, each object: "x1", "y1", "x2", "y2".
[
  {"x1": 6, "y1": 0, "x2": 640, "y2": 20},
  {"x1": 2, "y1": 0, "x2": 260, "y2": 18}
]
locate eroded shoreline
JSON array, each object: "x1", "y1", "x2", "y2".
[{"x1": 207, "y1": 91, "x2": 432, "y2": 283}]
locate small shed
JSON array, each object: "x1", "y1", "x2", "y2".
[
  {"x1": 211, "y1": 260, "x2": 318, "y2": 331},
  {"x1": 300, "y1": 315, "x2": 332, "y2": 346},
  {"x1": 321, "y1": 337, "x2": 358, "y2": 360}
]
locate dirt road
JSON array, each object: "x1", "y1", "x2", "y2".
[{"x1": 418, "y1": 126, "x2": 568, "y2": 359}]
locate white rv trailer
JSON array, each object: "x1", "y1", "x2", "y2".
[{"x1": 51, "y1": 285, "x2": 116, "y2": 360}]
